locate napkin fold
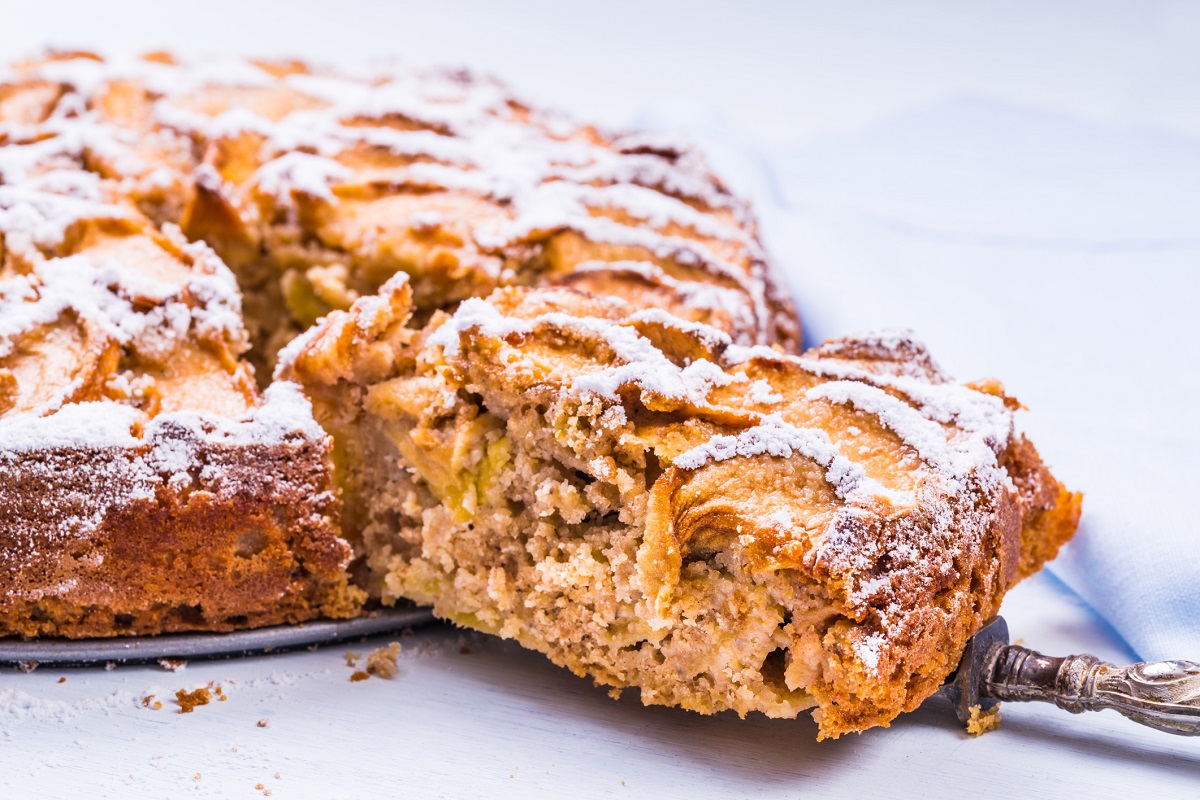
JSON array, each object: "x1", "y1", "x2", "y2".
[{"x1": 640, "y1": 97, "x2": 1200, "y2": 661}]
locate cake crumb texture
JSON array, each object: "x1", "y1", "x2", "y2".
[{"x1": 967, "y1": 703, "x2": 1002, "y2": 736}]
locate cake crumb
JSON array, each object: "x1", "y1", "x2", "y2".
[
  {"x1": 350, "y1": 670, "x2": 370, "y2": 682},
  {"x1": 57, "y1": 676, "x2": 66, "y2": 683},
  {"x1": 192, "y1": 773, "x2": 201, "y2": 782},
  {"x1": 608, "y1": 688, "x2": 622, "y2": 700},
  {"x1": 141, "y1": 694, "x2": 164, "y2": 710},
  {"x1": 366, "y1": 642, "x2": 401, "y2": 679},
  {"x1": 17, "y1": 660, "x2": 37, "y2": 674},
  {"x1": 256, "y1": 784, "x2": 264, "y2": 790},
  {"x1": 158, "y1": 658, "x2": 188, "y2": 672},
  {"x1": 966, "y1": 703, "x2": 1002, "y2": 735},
  {"x1": 344, "y1": 650, "x2": 361, "y2": 667},
  {"x1": 176, "y1": 686, "x2": 213, "y2": 713},
  {"x1": 257, "y1": 718, "x2": 269, "y2": 728}
]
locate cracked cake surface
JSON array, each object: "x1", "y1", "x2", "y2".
[{"x1": 1, "y1": 50, "x2": 1080, "y2": 737}]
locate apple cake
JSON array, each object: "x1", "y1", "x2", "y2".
[
  {"x1": 286, "y1": 279, "x2": 1079, "y2": 738},
  {"x1": 1, "y1": 50, "x2": 1080, "y2": 737}
]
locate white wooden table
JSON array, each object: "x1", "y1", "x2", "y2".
[{"x1": 1, "y1": 574, "x2": 1194, "y2": 798}]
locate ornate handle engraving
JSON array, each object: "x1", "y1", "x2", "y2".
[{"x1": 983, "y1": 645, "x2": 1200, "y2": 736}]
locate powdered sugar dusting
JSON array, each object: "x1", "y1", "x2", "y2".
[
  {"x1": 252, "y1": 152, "x2": 352, "y2": 206},
  {"x1": 806, "y1": 381, "x2": 989, "y2": 483},
  {"x1": 431, "y1": 299, "x2": 745, "y2": 405},
  {"x1": 670, "y1": 415, "x2": 893, "y2": 503},
  {"x1": 426, "y1": 296, "x2": 530, "y2": 356},
  {"x1": 4, "y1": 50, "x2": 781, "y2": 351},
  {"x1": 0, "y1": 402, "x2": 142, "y2": 451},
  {"x1": 853, "y1": 632, "x2": 887, "y2": 672},
  {"x1": 748, "y1": 379, "x2": 783, "y2": 405}
]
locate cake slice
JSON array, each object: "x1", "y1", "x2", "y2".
[
  {"x1": 287, "y1": 279, "x2": 1080, "y2": 738},
  {"x1": 0, "y1": 180, "x2": 361, "y2": 637}
]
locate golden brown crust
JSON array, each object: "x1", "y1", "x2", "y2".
[
  {"x1": 0, "y1": 437, "x2": 361, "y2": 637},
  {"x1": 1001, "y1": 434, "x2": 1083, "y2": 580}
]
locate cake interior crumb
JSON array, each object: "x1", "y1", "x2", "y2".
[
  {"x1": 966, "y1": 703, "x2": 1002, "y2": 735},
  {"x1": 366, "y1": 642, "x2": 402, "y2": 678}
]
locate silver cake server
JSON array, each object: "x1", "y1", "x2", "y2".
[{"x1": 942, "y1": 616, "x2": 1200, "y2": 735}]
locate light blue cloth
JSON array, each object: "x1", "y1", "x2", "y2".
[{"x1": 641, "y1": 97, "x2": 1200, "y2": 661}]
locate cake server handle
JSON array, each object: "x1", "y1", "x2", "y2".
[{"x1": 946, "y1": 617, "x2": 1200, "y2": 736}]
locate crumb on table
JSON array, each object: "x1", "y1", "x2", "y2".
[
  {"x1": 366, "y1": 642, "x2": 402, "y2": 679},
  {"x1": 176, "y1": 686, "x2": 213, "y2": 713},
  {"x1": 966, "y1": 703, "x2": 1002, "y2": 735}
]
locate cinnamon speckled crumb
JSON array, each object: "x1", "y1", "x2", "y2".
[{"x1": 175, "y1": 686, "x2": 212, "y2": 713}]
